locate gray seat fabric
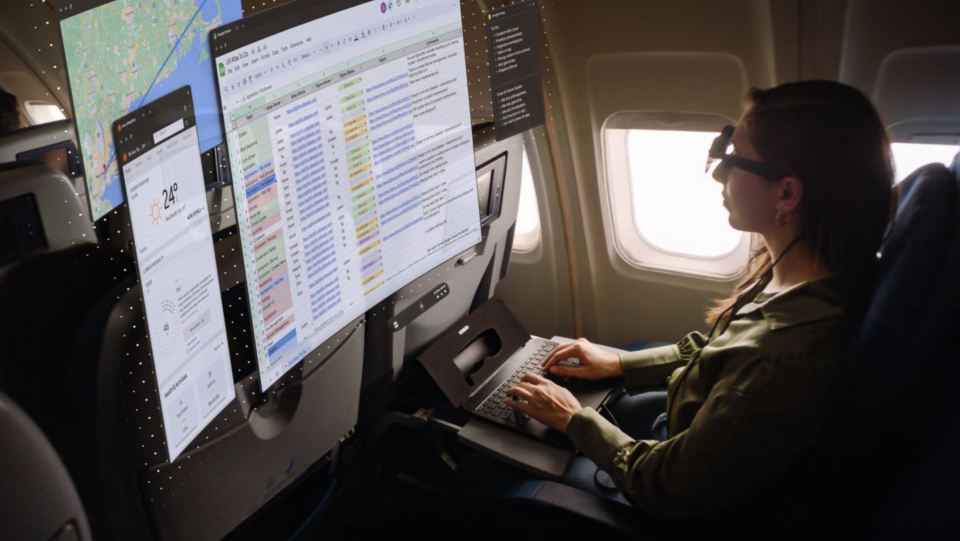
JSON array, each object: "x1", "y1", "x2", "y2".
[
  {"x1": 0, "y1": 391, "x2": 92, "y2": 541},
  {"x1": 0, "y1": 164, "x2": 94, "y2": 251}
]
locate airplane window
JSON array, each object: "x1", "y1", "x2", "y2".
[
  {"x1": 603, "y1": 122, "x2": 750, "y2": 281},
  {"x1": 890, "y1": 142, "x2": 960, "y2": 183},
  {"x1": 513, "y1": 145, "x2": 541, "y2": 252},
  {"x1": 625, "y1": 129, "x2": 743, "y2": 258},
  {"x1": 22, "y1": 101, "x2": 66, "y2": 125}
]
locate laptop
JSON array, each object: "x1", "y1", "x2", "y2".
[{"x1": 460, "y1": 336, "x2": 615, "y2": 448}]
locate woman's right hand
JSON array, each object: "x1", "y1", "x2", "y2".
[{"x1": 540, "y1": 338, "x2": 623, "y2": 381}]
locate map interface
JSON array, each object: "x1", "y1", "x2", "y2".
[
  {"x1": 56, "y1": 0, "x2": 243, "y2": 221},
  {"x1": 213, "y1": 0, "x2": 481, "y2": 390}
]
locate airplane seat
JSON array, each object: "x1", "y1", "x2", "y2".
[
  {"x1": 0, "y1": 120, "x2": 83, "y2": 187},
  {"x1": 818, "y1": 158, "x2": 959, "y2": 530},
  {"x1": 0, "y1": 163, "x2": 95, "y2": 273},
  {"x1": 62, "y1": 263, "x2": 357, "y2": 541},
  {"x1": 486, "y1": 159, "x2": 960, "y2": 538},
  {"x1": 60, "y1": 274, "x2": 155, "y2": 540},
  {"x1": 0, "y1": 390, "x2": 93, "y2": 541},
  {"x1": 857, "y1": 151, "x2": 960, "y2": 535},
  {"x1": 869, "y1": 44, "x2": 960, "y2": 144},
  {"x1": 0, "y1": 120, "x2": 76, "y2": 162}
]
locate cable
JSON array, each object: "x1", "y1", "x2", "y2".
[
  {"x1": 601, "y1": 403, "x2": 622, "y2": 429},
  {"x1": 286, "y1": 477, "x2": 337, "y2": 541},
  {"x1": 663, "y1": 233, "x2": 805, "y2": 424}
]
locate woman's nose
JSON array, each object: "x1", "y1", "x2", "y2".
[{"x1": 712, "y1": 161, "x2": 729, "y2": 183}]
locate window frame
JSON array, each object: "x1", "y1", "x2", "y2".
[
  {"x1": 601, "y1": 111, "x2": 752, "y2": 281},
  {"x1": 22, "y1": 100, "x2": 67, "y2": 126}
]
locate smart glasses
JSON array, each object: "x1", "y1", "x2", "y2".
[{"x1": 706, "y1": 125, "x2": 791, "y2": 179}]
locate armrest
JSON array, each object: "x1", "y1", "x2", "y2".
[{"x1": 501, "y1": 480, "x2": 669, "y2": 538}]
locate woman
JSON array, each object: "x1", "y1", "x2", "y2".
[{"x1": 503, "y1": 80, "x2": 893, "y2": 518}]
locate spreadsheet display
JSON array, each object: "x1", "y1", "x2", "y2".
[{"x1": 214, "y1": 0, "x2": 481, "y2": 390}]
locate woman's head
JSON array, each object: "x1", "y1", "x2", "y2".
[
  {"x1": 712, "y1": 122, "x2": 794, "y2": 235},
  {"x1": 708, "y1": 81, "x2": 894, "y2": 322},
  {"x1": 0, "y1": 86, "x2": 21, "y2": 135},
  {"x1": 741, "y1": 81, "x2": 893, "y2": 279},
  {"x1": 719, "y1": 81, "x2": 893, "y2": 277}
]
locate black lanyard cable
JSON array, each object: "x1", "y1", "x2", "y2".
[{"x1": 662, "y1": 233, "x2": 805, "y2": 432}]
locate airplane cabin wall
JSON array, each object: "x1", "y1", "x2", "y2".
[
  {"x1": 498, "y1": 0, "x2": 849, "y2": 346},
  {"x1": 839, "y1": 0, "x2": 960, "y2": 143},
  {"x1": 0, "y1": 5, "x2": 71, "y2": 117},
  {"x1": 497, "y1": 0, "x2": 960, "y2": 348},
  {"x1": 0, "y1": 39, "x2": 61, "y2": 127},
  {"x1": 461, "y1": 0, "x2": 578, "y2": 340}
]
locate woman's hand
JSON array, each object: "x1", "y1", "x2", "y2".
[
  {"x1": 541, "y1": 338, "x2": 623, "y2": 381},
  {"x1": 505, "y1": 373, "x2": 582, "y2": 432}
]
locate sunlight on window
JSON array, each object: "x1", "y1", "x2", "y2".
[
  {"x1": 513, "y1": 147, "x2": 541, "y2": 251},
  {"x1": 890, "y1": 142, "x2": 960, "y2": 183},
  {"x1": 626, "y1": 130, "x2": 743, "y2": 258},
  {"x1": 23, "y1": 101, "x2": 66, "y2": 125}
]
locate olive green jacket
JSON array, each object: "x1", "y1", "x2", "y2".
[{"x1": 565, "y1": 279, "x2": 847, "y2": 518}]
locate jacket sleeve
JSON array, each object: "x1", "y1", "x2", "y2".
[
  {"x1": 567, "y1": 343, "x2": 837, "y2": 518},
  {"x1": 618, "y1": 332, "x2": 706, "y2": 394}
]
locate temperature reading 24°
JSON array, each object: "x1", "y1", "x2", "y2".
[{"x1": 163, "y1": 183, "x2": 179, "y2": 209}]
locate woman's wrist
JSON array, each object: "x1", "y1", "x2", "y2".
[
  {"x1": 560, "y1": 405, "x2": 584, "y2": 433},
  {"x1": 610, "y1": 353, "x2": 625, "y2": 378}
]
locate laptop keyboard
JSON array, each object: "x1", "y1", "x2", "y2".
[{"x1": 474, "y1": 341, "x2": 560, "y2": 425}]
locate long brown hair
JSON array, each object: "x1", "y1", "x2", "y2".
[{"x1": 707, "y1": 81, "x2": 894, "y2": 325}]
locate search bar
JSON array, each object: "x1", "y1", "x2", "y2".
[{"x1": 153, "y1": 118, "x2": 185, "y2": 145}]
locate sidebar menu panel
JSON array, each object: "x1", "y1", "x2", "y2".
[{"x1": 485, "y1": 1, "x2": 546, "y2": 141}]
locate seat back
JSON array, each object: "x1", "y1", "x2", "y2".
[
  {"x1": 0, "y1": 391, "x2": 92, "y2": 541},
  {"x1": 845, "y1": 160, "x2": 957, "y2": 420},
  {"x1": 825, "y1": 156, "x2": 960, "y2": 533},
  {"x1": 0, "y1": 120, "x2": 80, "y2": 168},
  {"x1": 0, "y1": 164, "x2": 95, "y2": 270},
  {"x1": 68, "y1": 271, "x2": 363, "y2": 541},
  {"x1": 874, "y1": 152, "x2": 960, "y2": 534}
]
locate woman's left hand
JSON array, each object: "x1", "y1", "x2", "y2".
[{"x1": 504, "y1": 373, "x2": 583, "y2": 433}]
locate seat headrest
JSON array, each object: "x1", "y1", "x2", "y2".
[
  {"x1": 879, "y1": 163, "x2": 955, "y2": 292},
  {"x1": 872, "y1": 45, "x2": 960, "y2": 142}
]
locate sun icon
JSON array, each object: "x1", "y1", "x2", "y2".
[{"x1": 148, "y1": 198, "x2": 162, "y2": 225}]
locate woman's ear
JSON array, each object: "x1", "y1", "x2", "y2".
[{"x1": 777, "y1": 176, "x2": 804, "y2": 214}]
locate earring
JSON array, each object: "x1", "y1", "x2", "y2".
[{"x1": 775, "y1": 211, "x2": 788, "y2": 227}]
